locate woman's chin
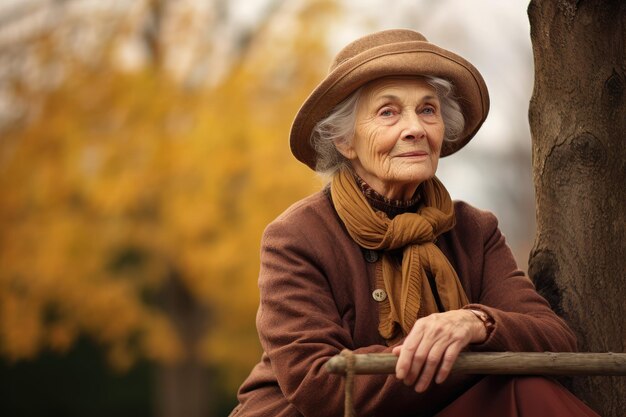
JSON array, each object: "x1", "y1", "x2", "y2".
[{"x1": 390, "y1": 169, "x2": 435, "y2": 186}]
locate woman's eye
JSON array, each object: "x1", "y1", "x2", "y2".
[
  {"x1": 379, "y1": 108, "x2": 395, "y2": 117},
  {"x1": 421, "y1": 106, "x2": 436, "y2": 115}
]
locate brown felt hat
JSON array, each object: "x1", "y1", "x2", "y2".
[{"x1": 290, "y1": 29, "x2": 490, "y2": 170}]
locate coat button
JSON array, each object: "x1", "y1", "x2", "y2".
[
  {"x1": 364, "y1": 249, "x2": 379, "y2": 263},
  {"x1": 372, "y1": 289, "x2": 387, "y2": 302}
]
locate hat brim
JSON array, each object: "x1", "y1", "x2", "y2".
[{"x1": 290, "y1": 40, "x2": 490, "y2": 170}]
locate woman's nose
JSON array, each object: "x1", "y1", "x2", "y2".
[{"x1": 402, "y1": 112, "x2": 426, "y2": 141}]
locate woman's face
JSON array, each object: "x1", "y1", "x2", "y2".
[{"x1": 336, "y1": 77, "x2": 445, "y2": 200}]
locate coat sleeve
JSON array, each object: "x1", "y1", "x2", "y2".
[
  {"x1": 256, "y1": 219, "x2": 475, "y2": 417},
  {"x1": 462, "y1": 209, "x2": 577, "y2": 353}
]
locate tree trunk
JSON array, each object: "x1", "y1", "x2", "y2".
[
  {"x1": 155, "y1": 272, "x2": 212, "y2": 417},
  {"x1": 527, "y1": 1, "x2": 626, "y2": 416}
]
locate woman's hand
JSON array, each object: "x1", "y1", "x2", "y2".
[{"x1": 392, "y1": 309, "x2": 487, "y2": 392}]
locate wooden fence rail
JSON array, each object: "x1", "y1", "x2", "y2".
[{"x1": 325, "y1": 352, "x2": 626, "y2": 376}]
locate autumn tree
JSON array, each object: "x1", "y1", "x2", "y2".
[
  {"x1": 527, "y1": 2, "x2": 626, "y2": 416},
  {"x1": 0, "y1": 1, "x2": 338, "y2": 415}
]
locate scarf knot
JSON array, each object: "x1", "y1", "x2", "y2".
[{"x1": 383, "y1": 212, "x2": 437, "y2": 249}]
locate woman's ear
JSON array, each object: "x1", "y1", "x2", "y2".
[{"x1": 334, "y1": 137, "x2": 357, "y2": 161}]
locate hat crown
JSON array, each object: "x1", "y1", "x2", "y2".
[{"x1": 330, "y1": 29, "x2": 428, "y2": 72}]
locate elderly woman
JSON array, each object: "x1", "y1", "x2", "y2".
[{"x1": 230, "y1": 30, "x2": 598, "y2": 417}]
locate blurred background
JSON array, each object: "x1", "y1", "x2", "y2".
[{"x1": 0, "y1": 0, "x2": 535, "y2": 416}]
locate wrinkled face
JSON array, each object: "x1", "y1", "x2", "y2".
[{"x1": 336, "y1": 77, "x2": 445, "y2": 200}]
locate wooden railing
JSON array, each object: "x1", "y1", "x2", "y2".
[
  {"x1": 325, "y1": 351, "x2": 626, "y2": 417},
  {"x1": 325, "y1": 351, "x2": 626, "y2": 376}
]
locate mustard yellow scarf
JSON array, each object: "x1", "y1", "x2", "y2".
[{"x1": 330, "y1": 169, "x2": 469, "y2": 344}]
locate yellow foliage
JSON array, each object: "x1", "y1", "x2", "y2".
[{"x1": 0, "y1": 0, "x2": 337, "y2": 392}]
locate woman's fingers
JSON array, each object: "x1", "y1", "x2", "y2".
[
  {"x1": 413, "y1": 340, "x2": 448, "y2": 392},
  {"x1": 395, "y1": 327, "x2": 424, "y2": 380},
  {"x1": 394, "y1": 310, "x2": 478, "y2": 390},
  {"x1": 402, "y1": 336, "x2": 434, "y2": 386},
  {"x1": 434, "y1": 341, "x2": 463, "y2": 384}
]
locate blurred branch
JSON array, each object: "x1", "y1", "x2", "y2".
[
  {"x1": 142, "y1": 0, "x2": 162, "y2": 66},
  {"x1": 228, "y1": 0, "x2": 287, "y2": 69},
  {"x1": 0, "y1": 1, "x2": 42, "y2": 29},
  {"x1": 0, "y1": 0, "x2": 83, "y2": 50}
]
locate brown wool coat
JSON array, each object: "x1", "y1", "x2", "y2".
[{"x1": 230, "y1": 189, "x2": 576, "y2": 417}]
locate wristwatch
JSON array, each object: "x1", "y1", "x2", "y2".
[{"x1": 467, "y1": 308, "x2": 495, "y2": 340}]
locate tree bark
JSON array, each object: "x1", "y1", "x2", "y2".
[{"x1": 527, "y1": 1, "x2": 626, "y2": 416}]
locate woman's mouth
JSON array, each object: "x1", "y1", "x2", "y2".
[{"x1": 396, "y1": 151, "x2": 429, "y2": 158}]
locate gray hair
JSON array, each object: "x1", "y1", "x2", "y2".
[{"x1": 310, "y1": 76, "x2": 465, "y2": 176}]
